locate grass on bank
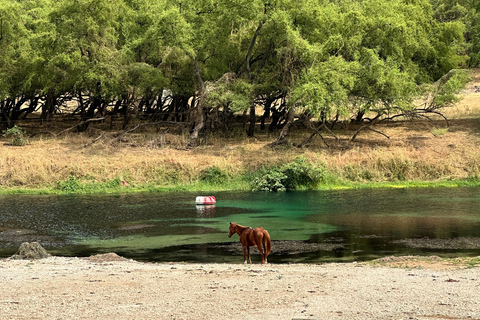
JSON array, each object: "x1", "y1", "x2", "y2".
[
  {"x1": 1, "y1": 70, "x2": 480, "y2": 194},
  {"x1": 2, "y1": 129, "x2": 480, "y2": 194},
  {"x1": 2, "y1": 128, "x2": 480, "y2": 194},
  {"x1": 1, "y1": 157, "x2": 480, "y2": 195}
]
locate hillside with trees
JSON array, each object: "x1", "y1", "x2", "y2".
[{"x1": 0, "y1": 0, "x2": 479, "y2": 192}]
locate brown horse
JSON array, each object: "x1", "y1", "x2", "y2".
[{"x1": 228, "y1": 222, "x2": 271, "y2": 264}]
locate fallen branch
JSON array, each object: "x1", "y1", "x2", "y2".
[
  {"x1": 57, "y1": 117, "x2": 106, "y2": 136},
  {"x1": 84, "y1": 131, "x2": 106, "y2": 148},
  {"x1": 113, "y1": 121, "x2": 186, "y2": 142},
  {"x1": 351, "y1": 107, "x2": 449, "y2": 141},
  {"x1": 296, "y1": 123, "x2": 339, "y2": 148},
  {"x1": 368, "y1": 127, "x2": 390, "y2": 139}
]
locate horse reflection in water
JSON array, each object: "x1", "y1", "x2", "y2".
[{"x1": 228, "y1": 222, "x2": 271, "y2": 264}]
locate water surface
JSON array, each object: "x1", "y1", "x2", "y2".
[{"x1": 1, "y1": 188, "x2": 479, "y2": 263}]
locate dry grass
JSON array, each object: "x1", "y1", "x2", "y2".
[{"x1": 2, "y1": 71, "x2": 480, "y2": 190}]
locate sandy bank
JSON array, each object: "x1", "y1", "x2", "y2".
[{"x1": 0, "y1": 255, "x2": 479, "y2": 320}]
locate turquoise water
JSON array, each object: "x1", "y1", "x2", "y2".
[{"x1": 1, "y1": 188, "x2": 480, "y2": 263}]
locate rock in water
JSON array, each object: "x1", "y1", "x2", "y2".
[{"x1": 10, "y1": 242, "x2": 51, "y2": 260}]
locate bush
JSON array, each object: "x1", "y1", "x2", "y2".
[
  {"x1": 2, "y1": 125, "x2": 27, "y2": 146},
  {"x1": 281, "y1": 157, "x2": 327, "y2": 190},
  {"x1": 200, "y1": 166, "x2": 228, "y2": 184},
  {"x1": 252, "y1": 157, "x2": 331, "y2": 191},
  {"x1": 252, "y1": 167, "x2": 287, "y2": 192},
  {"x1": 56, "y1": 175, "x2": 84, "y2": 193}
]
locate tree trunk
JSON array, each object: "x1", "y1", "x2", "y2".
[
  {"x1": 245, "y1": 22, "x2": 263, "y2": 138},
  {"x1": 277, "y1": 104, "x2": 295, "y2": 141},
  {"x1": 266, "y1": 104, "x2": 296, "y2": 148},
  {"x1": 186, "y1": 57, "x2": 206, "y2": 148},
  {"x1": 42, "y1": 88, "x2": 56, "y2": 124},
  {"x1": 77, "y1": 95, "x2": 100, "y2": 132},
  {"x1": 247, "y1": 105, "x2": 256, "y2": 137}
]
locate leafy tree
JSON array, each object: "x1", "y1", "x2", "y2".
[
  {"x1": 431, "y1": 0, "x2": 480, "y2": 67},
  {"x1": 0, "y1": 0, "x2": 474, "y2": 145},
  {"x1": 288, "y1": 0, "x2": 467, "y2": 141},
  {"x1": 46, "y1": 0, "x2": 128, "y2": 130},
  {"x1": 0, "y1": 0, "x2": 51, "y2": 129}
]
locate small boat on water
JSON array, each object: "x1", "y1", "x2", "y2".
[{"x1": 195, "y1": 196, "x2": 216, "y2": 205}]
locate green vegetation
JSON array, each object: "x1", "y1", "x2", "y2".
[
  {"x1": 0, "y1": 0, "x2": 476, "y2": 145},
  {"x1": 1, "y1": 155, "x2": 479, "y2": 195},
  {"x1": 200, "y1": 166, "x2": 229, "y2": 185},
  {"x1": 253, "y1": 157, "x2": 334, "y2": 191},
  {"x1": 1, "y1": 0, "x2": 480, "y2": 194},
  {"x1": 2, "y1": 126, "x2": 27, "y2": 146}
]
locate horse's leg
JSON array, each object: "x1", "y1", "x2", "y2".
[
  {"x1": 247, "y1": 246, "x2": 252, "y2": 264},
  {"x1": 262, "y1": 240, "x2": 267, "y2": 263},
  {"x1": 242, "y1": 245, "x2": 247, "y2": 264},
  {"x1": 256, "y1": 234, "x2": 266, "y2": 264},
  {"x1": 261, "y1": 241, "x2": 266, "y2": 264},
  {"x1": 257, "y1": 243, "x2": 265, "y2": 264}
]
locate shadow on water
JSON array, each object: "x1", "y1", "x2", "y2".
[{"x1": 1, "y1": 187, "x2": 480, "y2": 263}]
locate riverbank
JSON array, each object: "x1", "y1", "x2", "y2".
[
  {"x1": 1, "y1": 71, "x2": 480, "y2": 194},
  {"x1": 1, "y1": 254, "x2": 479, "y2": 320},
  {"x1": 2, "y1": 119, "x2": 480, "y2": 194}
]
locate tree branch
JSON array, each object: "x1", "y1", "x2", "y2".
[
  {"x1": 113, "y1": 121, "x2": 186, "y2": 142},
  {"x1": 56, "y1": 117, "x2": 106, "y2": 136},
  {"x1": 84, "y1": 131, "x2": 106, "y2": 147}
]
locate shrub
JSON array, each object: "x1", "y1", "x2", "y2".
[
  {"x1": 2, "y1": 125, "x2": 27, "y2": 146},
  {"x1": 56, "y1": 175, "x2": 84, "y2": 193},
  {"x1": 252, "y1": 157, "x2": 331, "y2": 191},
  {"x1": 200, "y1": 166, "x2": 228, "y2": 184},
  {"x1": 252, "y1": 167, "x2": 287, "y2": 192},
  {"x1": 281, "y1": 157, "x2": 327, "y2": 190}
]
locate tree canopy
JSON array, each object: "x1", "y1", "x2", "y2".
[{"x1": 0, "y1": 0, "x2": 476, "y2": 144}]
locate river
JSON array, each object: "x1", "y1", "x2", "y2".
[{"x1": 1, "y1": 187, "x2": 480, "y2": 263}]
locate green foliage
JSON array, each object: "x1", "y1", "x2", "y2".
[
  {"x1": 432, "y1": 69, "x2": 470, "y2": 107},
  {"x1": 2, "y1": 126, "x2": 27, "y2": 146},
  {"x1": 431, "y1": 0, "x2": 480, "y2": 67},
  {"x1": 252, "y1": 157, "x2": 331, "y2": 192},
  {"x1": 281, "y1": 157, "x2": 329, "y2": 190},
  {"x1": 292, "y1": 57, "x2": 358, "y2": 119},
  {"x1": 253, "y1": 167, "x2": 288, "y2": 192},
  {"x1": 0, "y1": 0, "x2": 474, "y2": 136},
  {"x1": 56, "y1": 176, "x2": 84, "y2": 193},
  {"x1": 205, "y1": 74, "x2": 253, "y2": 113},
  {"x1": 200, "y1": 166, "x2": 228, "y2": 185},
  {"x1": 55, "y1": 176, "x2": 127, "y2": 193}
]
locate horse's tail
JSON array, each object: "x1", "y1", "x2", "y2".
[{"x1": 263, "y1": 230, "x2": 271, "y2": 256}]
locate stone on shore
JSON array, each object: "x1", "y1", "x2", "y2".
[{"x1": 10, "y1": 242, "x2": 51, "y2": 260}]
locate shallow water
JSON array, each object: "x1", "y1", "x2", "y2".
[{"x1": 1, "y1": 187, "x2": 480, "y2": 263}]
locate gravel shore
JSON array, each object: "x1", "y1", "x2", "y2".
[{"x1": 1, "y1": 255, "x2": 479, "y2": 320}]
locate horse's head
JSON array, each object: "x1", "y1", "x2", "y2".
[{"x1": 228, "y1": 222, "x2": 237, "y2": 238}]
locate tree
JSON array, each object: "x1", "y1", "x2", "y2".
[
  {"x1": 46, "y1": 0, "x2": 128, "y2": 131},
  {"x1": 431, "y1": 0, "x2": 480, "y2": 67},
  {"x1": 0, "y1": 0, "x2": 48, "y2": 129},
  {"x1": 288, "y1": 0, "x2": 467, "y2": 142}
]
